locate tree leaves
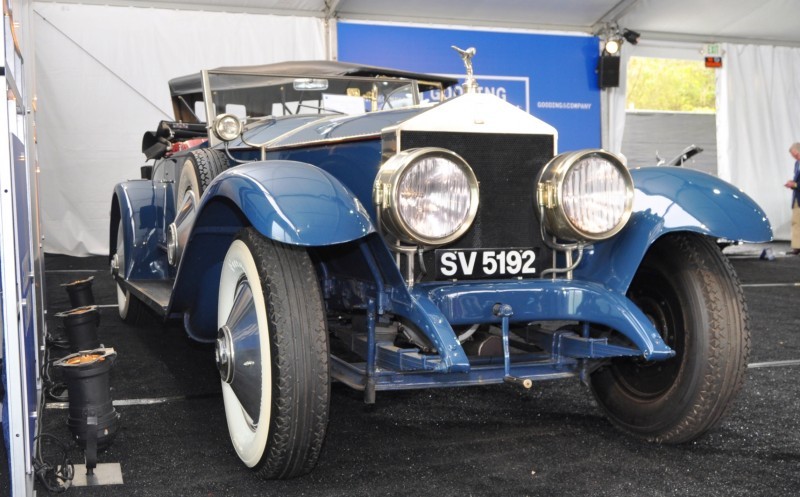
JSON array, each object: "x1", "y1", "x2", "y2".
[{"x1": 626, "y1": 57, "x2": 716, "y2": 113}]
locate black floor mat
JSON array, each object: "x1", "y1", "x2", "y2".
[{"x1": 2, "y1": 248, "x2": 798, "y2": 496}]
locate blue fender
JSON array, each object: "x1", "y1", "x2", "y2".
[
  {"x1": 111, "y1": 180, "x2": 168, "y2": 281},
  {"x1": 200, "y1": 160, "x2": 375, "y2": 245},
  {"x1": 575, "y1": 166, "x2": 773, "y2": 293},
  {"x1": 169, "y1": 160, "x2": 375, "y2": 340}
]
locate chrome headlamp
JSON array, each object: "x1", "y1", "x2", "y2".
[
  {"x1": 537, "y1": 149, "x2": 633, "y2": 242},
  {"x1": 212, "y1": 113, "x2": 242, "y2": 142},
  {"x1": 373, "y1": 147, "x2": 479, "y2": 247}
]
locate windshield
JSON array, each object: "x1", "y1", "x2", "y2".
[{"x1": 195, "y1": 71, "x2": 420, "y2": 126}]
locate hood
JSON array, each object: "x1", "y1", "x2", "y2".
[{"x1": 231, "y1": 92, "x2": 558, "y2": 152}]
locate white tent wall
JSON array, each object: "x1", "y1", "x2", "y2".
[
  {"x1": 717, "y1": 43, "x2": 800, "y2": 242},
  {"x1": 30, "y1": 0, "x2": 800, "y2": 253},
  {"x1": 33, "y1": 2, "x2": 326, "y2": 255}
]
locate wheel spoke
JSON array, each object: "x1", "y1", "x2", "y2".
[{"x1": 218, "y1": 280, "x2": 263, "y2": 425}]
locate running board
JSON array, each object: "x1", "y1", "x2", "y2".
[{"x1": 124, "y1": 279, "x2": 174, "y2": 317}]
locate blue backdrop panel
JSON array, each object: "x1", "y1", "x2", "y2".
[
  {"x1": 338, "y1": 22, "x2": 601, "y2": 152},
  {"x1": 13, "y1": 133, "x2": 36, "y2": 446}
]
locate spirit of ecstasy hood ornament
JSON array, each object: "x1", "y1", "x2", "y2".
[{"x1": 451, "y1": 45, "x2": 478, "y2": 93}]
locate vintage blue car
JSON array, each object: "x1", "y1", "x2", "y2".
[{"x1": 110, "y1": 51, "x2": 772, "y2": 479}]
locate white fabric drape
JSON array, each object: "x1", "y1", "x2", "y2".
[
  {"x1": 34, "y1": 2, "x2": 326, "y2": 255},
  {"x1": 716, "y1": 43, "x2": 800, "y2": 241}
]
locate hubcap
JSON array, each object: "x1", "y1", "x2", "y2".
[
  {"x1": 166, "y1": 223, "x2": 179, "y2": 266},
  {"x1": 216, "y1": 326, "x2": 235, "y2": 383},
  {"x1": 110, "y1": 253, "x2": 119, "y2": 277},
  {"x1": 218, "y1": 280, "x2": 263, "y2": 425}
]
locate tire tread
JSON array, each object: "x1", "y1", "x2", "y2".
[
  {"x1": 591, "y1": 233, "x2": 750, "y2": 444},
  {"x1": 193, "y1": 148, "x2": 228, "y2": 192},
  {"x1": 652, "y1": 234, "x2": 750, "y2": 443},
  {"x1": 239, "y1": 228, "x2": 329, "y2": 480}
]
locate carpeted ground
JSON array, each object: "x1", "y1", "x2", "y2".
[{"x1": 3, "y1": 244, "x2": 799, "y2": 496}]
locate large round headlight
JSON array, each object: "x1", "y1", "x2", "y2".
[
  {"x1": 212, "y1": 113, "x2": 242, "y2": 142},
  {"x1": 373, "y1": 148, "x2": 479, "y2": 247},
  {"x1": 537, "y1": 149, "x2": 633, "y2": 242}
]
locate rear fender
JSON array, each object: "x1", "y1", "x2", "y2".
[
  {"x1": 575, "y1": 167, "x2": 772, "y2": 293},
  {"x1": 110, "y1": 180, "x2": 167, "y2": 280},
  {"x1": 170, "y1": 160, "x2": 375, "y2": 340}
]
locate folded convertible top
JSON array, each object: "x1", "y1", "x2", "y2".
[{"x1": 168, "y1": 60, "x2": 459, "y2": 96}]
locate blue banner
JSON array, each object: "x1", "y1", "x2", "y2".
[{"x1": 338, "y1": 22, "x2": 601, "y2": 152}]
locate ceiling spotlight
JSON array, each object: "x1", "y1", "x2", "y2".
[
  {"x1": 622, "y1": 29, "x2": 640, "y2": 45},
  {"x1": 604, "y1": 38, "x2": 621, "y2": 55}
]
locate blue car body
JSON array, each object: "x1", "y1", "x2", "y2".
[{"x1": 110, "y1": 61, "x2": 771, "y2": 395}]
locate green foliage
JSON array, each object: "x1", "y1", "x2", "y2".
[{"x1": 626, "y1": 57, "x2": 716, "y2": 113}]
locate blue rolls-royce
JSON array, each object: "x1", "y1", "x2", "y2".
[{"x1": 109, "y1": 50, "x2": 772, "y2": 479}]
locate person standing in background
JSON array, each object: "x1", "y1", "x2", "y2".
[{"x1": 784, "y1": 142, "x2": 800, "y2": 255}]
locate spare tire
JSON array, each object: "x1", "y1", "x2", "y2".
[{"x1": 175, "y1": 148, "x2": 229, "y2": 209}]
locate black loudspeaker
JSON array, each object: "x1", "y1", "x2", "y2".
[{"x1": 598, "y1": 55, "x2": 620, "y2": 89}]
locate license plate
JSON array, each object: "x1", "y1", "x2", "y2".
[{"x1": 435, "y1": 248, "x2": 540, "y2": 280}]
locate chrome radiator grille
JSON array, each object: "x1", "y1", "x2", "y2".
[{"x1": 397, "y1": 130, "x2": 555, "y2": 280}]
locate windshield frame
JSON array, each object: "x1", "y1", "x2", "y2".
[{"x1": 200, "y1": 69, "x2": 424, "y2": 147}]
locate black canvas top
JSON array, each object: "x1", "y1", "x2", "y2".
[{"x1": 168, "y1": 60, "x2": 459, "y2": 96}]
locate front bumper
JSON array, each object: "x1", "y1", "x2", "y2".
[
  {"x1": 329, "y1": 277, "x2": 675, "y2": 394},
  {"x1": 399, "y1": 279, "x2": 675, "y2": 373}
]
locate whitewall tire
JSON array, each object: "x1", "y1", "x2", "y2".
[{"x1": 217, "y1": 228, "x2": 329, "y2": 479}]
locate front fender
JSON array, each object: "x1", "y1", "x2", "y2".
[
  {"x1": 575, "y1": 167, "x2": 772, "y2": 293},
  {"x1": 201, "y1": 160, "x2": 374, "y2": 246},
  {"x1": 170, "y1": 160, "x2": 375, "y2": 340}
]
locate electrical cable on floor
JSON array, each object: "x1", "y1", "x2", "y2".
[
  {"x1": 41, "y1": 333, "x2": 69, "y2": 402},
  {"x1": 33, "y1": 433, "x2": 74, "y2": 493},
  {"x1": 36, "y1": 324, "x2": 75, "y2": 492},
  {"x1": 45, "y1": 327, "x2": 71, "y2": 350}
]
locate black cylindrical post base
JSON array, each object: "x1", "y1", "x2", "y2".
[
  {"x1": 54, "y1": 348, "x2": 121, "y2": 452},
  {"x1": 56, "y1": 306, "x2": 101, "y2": 352},
  {"x1": 62, "y1": 276, "x2": 95, "y2": 308},
  {"x1": 56, "y1": 305, "x2": 100, "y2": 352}
]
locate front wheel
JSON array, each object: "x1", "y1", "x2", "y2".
[
  {"x1": 217, "y1": 228, "x2": 329, "y2": 479},
  {"x1": 590, "y1": 233, "x2": 750, "y2": 443}
]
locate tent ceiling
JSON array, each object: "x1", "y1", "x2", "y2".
[{"x1": 39, "y1": 0, "x2": 800, "y2": 47}]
